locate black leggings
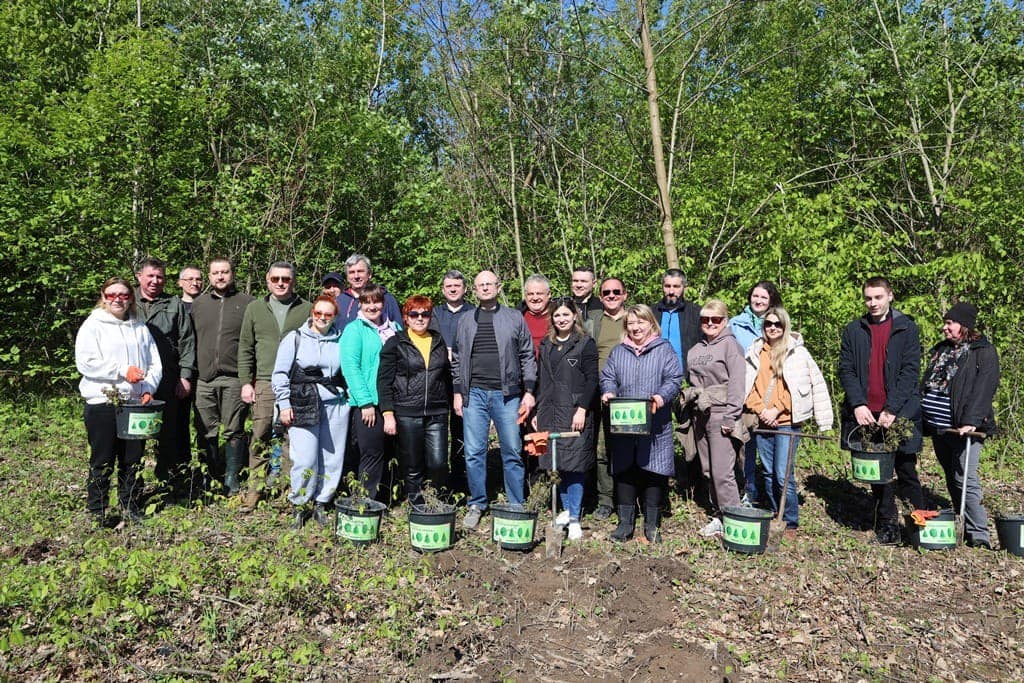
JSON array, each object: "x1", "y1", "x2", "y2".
[
  {"x1": 354, "y1": 407, "x2": 391, "y2": 501},
  {"x1": 614, "y1": 466, "x2": 668, "y2": 513}
]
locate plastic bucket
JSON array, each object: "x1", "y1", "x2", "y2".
[
  {"x1": 114, "y1": 400, "x2": 165, "y2": 440},
  {"x1": 608, "y1": 398, "x2": 652, "y2": 436},
  {"x1": 908, "y1": 508, "x2": 956, "y2": 551},
  {"x1": 996, "y1": 515, "x2": 1024, "y2": 557},
  {"x1": 850, "y1": 450, "x2": 895, "y2": 484},
  {"x1": 334, "y1": 497, "x2": 387, "y2": 545},
  {"x1": 721, "y1": 506, "x2": 773, "y2": 554},
  {"x1": 491, "y1": 503, "x2": 537, "y2": 551},
  {"x1": 408, "y1": 505, "x2": 456, "y2": 553}
]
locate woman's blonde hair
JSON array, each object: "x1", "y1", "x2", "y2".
[
  {"x1": 699, "y1": 299, "x2": 729, "y2": 319},
  {"x1": 621, "y1": 304, "x2": 661, "y2": 338},
  {"x1": 763, "y1": 306, "x2": 793, "y2": 377}
]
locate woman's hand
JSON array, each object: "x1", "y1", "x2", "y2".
[
  {"x1": 957, "y1": 424, "x2": 976, "y2": 436},
  {"x1": 279, "y1": 408, "x2": 294, "y2": 427},
  {"x1": 600, "y1": 392, "x2": 615, "y2": 405},
  {"x1": 383, "y1": 413, "x2": 397, "y2": 436},
  {"x1": 759, "y1": 407, "x2": 780, "y2": 427},
  {"x1": 571, "y1": 407, "x2": 586, "y2": 431},
  {"x1": 361, "y1": 406, "x2": 376, "y2": 427},
  {"x1": 721, "y1": 423, "x2": 733, "y2": 435},
  {"x1": 650, "y1": 395, "x2": 664, "y2": 412}
]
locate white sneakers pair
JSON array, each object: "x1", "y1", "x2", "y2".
[{"x1": 555, "y1": 510, "x2": 583, "y2": 540}]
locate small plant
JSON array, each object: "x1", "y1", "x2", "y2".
[
  {"x1": 100, "y1": 385, "x2": 128, "y2": 407},
  {"x1": 525, "y1": 472, "x2": 559, "y2": 513},
  {"x1": 415, "y1": 483, "x2": 452, "y2": 514},
  {"x1": 858, "y1": 417, "x2": 914, "y2": 452},
  {"x1": 343, "y1": 472, "x2": 372, "y2": 513}
]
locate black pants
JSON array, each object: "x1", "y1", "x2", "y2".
[
  {"x1": 84, "y1": 403, "x2": 144, "y2": 514},
  {"x1": 396, "y1": 414, "x2": 449, "y2": 505},
  {"x1": 154, "y1": 386, "x2": 191, "y2": 492},
  {"x1": 872, "y1": 452, "x2": 924, "y2": 526},
  {"x1": 354, "y1": 407, "x2": 391, "y2": 502},
  {"x1": 447, "y1": 411, "x2": 468, "y2": 497},
  {"x1": 614, "y1": 466, "x2": 668, "y2": 514}
]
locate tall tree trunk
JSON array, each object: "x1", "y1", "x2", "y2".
[{"x1": 638, "y1": 0, "x2": 678, "y2": 269}]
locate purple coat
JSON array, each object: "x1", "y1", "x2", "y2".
[{"x1": 600, "y1": 336, "x2": 684, "y2": 476}]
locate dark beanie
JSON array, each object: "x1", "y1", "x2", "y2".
[{"x1": 944, "y1": 302, "x2": 977, "y2": 330}]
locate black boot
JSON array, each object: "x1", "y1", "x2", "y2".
[
  {"x1": 875, "y1": 522, "x2": 900, "y2": 546},
  {"x1": 291, "y1": 507, "x2": 308, "y2": 530},
  {"x1": 611, "y1": 505, "x2": 636, "y2": 542},
  {"x1": 312, "y1": 503, "x2": 330, "y2": 527},
  {"x1": 223, "y1": 439, "x2": 244, "y2": 497},
  {"x1": 644, "y1": 505, "x2": 662, "y2": 543}
]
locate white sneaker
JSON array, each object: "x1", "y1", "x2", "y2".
[
  {"x1": 555, "y1": 510, "x2": 570, "y2": 526},
  {"x1": 567, "y1": 522, "x2": 583, "y2": 540},
  {"x1": 699, "y1": 517, "x2": 723, "y2": 538}
]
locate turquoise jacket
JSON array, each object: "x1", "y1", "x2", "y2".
[
  {"x1": 728, "y1": 306, "x2": 762, "y2": 353},
  {"x1": 339, "y1": 315, "x2": 402, "y2": 408}
]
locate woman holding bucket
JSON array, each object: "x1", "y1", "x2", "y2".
[
  {"x1": 600, "y1": 304, "x2": 683, "y2": 543},
  {"x1": 686, "y1": 299, "x2": 746, "y2": 538},
  {"x1": 534, "y1": 297, "x2": 598, "y2": 541},
  {"x1": 742, "y1": 306, "x2": 833, "y2": 537},
  {"x1": 272, "y1": 295, "x2": 349, "y2": 530},
  {"x1": 920, "y1": 302, "x2": 999, "y2": 549},
  {"x1": 75, "y1": 277, "x2": 162, "y2": 526}
]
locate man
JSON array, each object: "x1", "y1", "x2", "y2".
[
  {"x1": 570, "y1": 266, "x2": 603, "y2": 313},
  {"x1": 653, "y1": 268, "x2": 701, "y2": 368},
  {"x1": 452, "y1": 270, "x2": 537, "y2": 529},
  {"x1": 838, "y1": 276, "x2": 924, "y2": 545},
  {"x1": 431, "y1": 269, "x2": 476, "y2": 496},
  {"x1": 237, "y1": 262, "x2": 312, "y2": 511},
  {"x1": 191, "y1": 258, "x2": 254, "y2": 496},
  {"x1": 321, "y1": 272, "x2": 344, "y2": 300},
  {"x1": 177, "y1": 266, "x2": 203, "y2": 311},
  {"x1": 584, "y1": 278, "x2": 629, "y2": 520},
  {"x1": 521, "y1": 273, "x2": 552, "y2": 355},
  {"x1": 135, "y1": 258, "x2": 197, "y2": 502},
  {"x1": 335, "y1": 254, "x2": 401, "y2": 328}
]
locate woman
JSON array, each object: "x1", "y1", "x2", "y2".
[
  {"x1": 340, "y1": 283, "x2": 402, "y2": 502},
  {"x1": 920, "y1": 302, "x2": 999, "y2": 549},
  {"x1": 742, "y1": 307, "x2": 832, "y2": 536},
  {"x1": 272, "y1": 295, "x2": 349, "y2": 529},
  {"x1": 600, "y1": 304, "x2": 683, "y2": 543},
  {"x1": 378, "y1": 295, "x2": 451, "y2": 507},
  {"x1": 686, "y1": 299, "x2": 746, "y2": 538},
  {"x1": 729, "y1": 280, "x2": 782, "y2": 505},
  {"x1": 75, "y1": 277, "x2": 162, "y2": 526},
  {"x1": 535, "y1": 298, "x2": 598, "y2": 540}
]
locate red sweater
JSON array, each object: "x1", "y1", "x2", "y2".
[{"x1": 867, "y1": 316, "x2": 892, "y2": 412}]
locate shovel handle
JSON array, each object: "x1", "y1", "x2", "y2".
[
  {"x1": 548, "y1": 431, "x2": 580, "y2": 439},
  {"x1": 942, "y1": 428, "x2": 984, "y2": 439}
]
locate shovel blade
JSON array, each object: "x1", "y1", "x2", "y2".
[{"x1": 545, "y1": 523, "x2": 563, "y2": 558}]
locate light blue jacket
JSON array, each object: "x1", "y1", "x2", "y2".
[
  {"x1": 271, "y1": 321, "x2": 344, "y2": 410},
  {"x1": 729, "y1": 306, "x2": 763, "y2": 353}
]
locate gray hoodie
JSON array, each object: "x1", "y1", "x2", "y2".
[
  {"x1": 271, "y1": 321, "x2": 345, "y2": 410},
  {"x1": 686, "y1": 327, "x2": 746, "y2": 426}
]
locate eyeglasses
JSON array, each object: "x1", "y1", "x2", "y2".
[
  {"x1": 312, "y1": 311, "x2": 335, "y2": 319},
  {"x1": 104, "y1": 292, "x2": 131, "y2": 302},
  {"x1": 763, "y1": 320, "x2": 783, "y2": 329},
  {"x1": 601, "y1": 288, "x2": 623, "y2": 296},
  {"x1": 269, "y1": 276, "x2": 292, "y2": 284},
  {"x1": 180, "y1": 277, "x2": 202, "y2": 282},
  {"x1": 700, "y1": 316, "x2": 725, "y2": 325},
  {"x1": 406, "y1": 310, "x2": 431, "y2": 319}
]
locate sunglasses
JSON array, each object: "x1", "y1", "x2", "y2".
[
  {"x1": 763, "y1": 320, "x2": 783, "y2": 329},
  {"x1": 312, "y1": 311, "x2": 335, "y2": 319},
  {"x1": 407, "y1": 310, "x2": 431, "y2": 319},
  {"x1": 700, "y1": 316, "x2": 725, "y2": 325},
  {"x1": 104, "y1": 292, "x2": 131, "y2": 302},
  {"x1": 601, "y1": 288, "x2": 623, "y2": 296},
  {"x1": 269, "y1": 276, "x2": 292, "y2": 284}
]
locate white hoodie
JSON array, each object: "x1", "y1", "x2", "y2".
[{"x1": 75, "y1": 308, "x2": 162, "y2": 404}]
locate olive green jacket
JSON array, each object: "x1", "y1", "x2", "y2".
[
  {"x1": 135, "y1": 291, "x2": 196, "y2": 392},
  {"x1": 237, "y1": 294, "x2": 312, "y2": 383}
]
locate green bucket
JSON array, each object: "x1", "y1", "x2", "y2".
[
  {"x1": 408, "y1": 505, "x2": 456, "y2": 553},
  {"x1": 721, "y1": 506, "x2": 773, "y2": 554},
  {"x1": 908, "y1": 508, "x2": 956, "y2": 551},
  {"x1": 608, "y1": 397, "x2": 652, "y2": 436},
  {"x1": 334, "y1": 497, "x2": 387, "y2": 545},
  {"x1": 114, "y1": 400, "x2": 165, "y2": 440},
  {"x1": 491, "y1": 503, "x2": 537, "y2": 551}
]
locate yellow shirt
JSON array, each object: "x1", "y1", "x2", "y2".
[{"x1": 409, "y1": 329, "x2": 432, "y2": 368}]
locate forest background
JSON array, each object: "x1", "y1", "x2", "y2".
[{"x1": 2, "y1": 0, "x2": 1022, "y2": 449}]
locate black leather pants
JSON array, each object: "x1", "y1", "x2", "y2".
[{"x1": 396, "y1": 414, "x2": 449, "y2": 506}]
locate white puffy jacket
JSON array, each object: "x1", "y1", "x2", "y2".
[
  {"x1": 744, "y1": 333, "x2": 833, "y2": 430},
  {"x1": 75, "y1": 308, "x2": 162, "y2": 404}
]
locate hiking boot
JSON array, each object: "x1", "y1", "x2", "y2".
[
  {"x1": 783, "y1": 527, "x2": 798, "y2": 541},
  {"x1": 874, "y1": 524, "x2": 900, "y2": 546},
  {"x1": 643, "y1": 505, "x2": 662, "y2": 544},
  {"x1": 463, "y1": 505, "x2": 483, "y2": 529},
  {"x1": 312, "y1": 503, "x2": 330, "y2": 528},
  {"x1": 290, "y1": 508, "x2": 308, "y2": 530},
  {"x1": 966, "y1": 537, "x2": 993, "y2": 550},
  {"x1": 610, "y1": 505, "x2": 636, "y2": 542},
  {"x1": 699, "y1": 517, "x2": 723, "y2": 538},
  {"x1": 593, "y1": 504, "x2": 614, "y2": 521}
]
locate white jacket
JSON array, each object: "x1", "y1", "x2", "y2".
[
  {"x1": 75, "y1": 308, "x2": 162, "y2": 404},
  {"x1": 744, "y1": 333, "x2": 833, "y2": 430}
]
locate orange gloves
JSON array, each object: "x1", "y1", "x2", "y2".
[
  {"x1": 910, "y1": 509, "x2": 939, "y2": 526},
  {"x1": 126, "y1": 366, "x2": 145, "y2": 383},
  {"x1": 523, "y1": 432, "x2": 550, "y2": 456}
]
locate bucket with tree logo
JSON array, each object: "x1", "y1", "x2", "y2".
[
  {"x1": 608, "y1": 397, "x2": 652, "y2": 436},
  {"x1": 908, "y1": 508, "x2": 956, "y2": 551},
  {"x1": 408, "y1": 504, "x2": 456, "y2": 553},
  {"x1": 491, "y1": 503, "x2": 537, "y2": 551},
  {"x1": 114, "y1": 400, "x2": 165, "y2": 440},
  {"x1": 334, "y1": 497, "x2": 387, "y2": 545},
  {"x1": 721, "y1": 506, "x2": 773, "y2": 554},
  {"x1": 845, "y1": 424, "x2": 903, "y2": 484},
  {"x1": 996, "y1": 515, "x2": 1024, "y2": 557}
]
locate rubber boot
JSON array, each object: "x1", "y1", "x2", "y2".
[
  {"x1": 201, "y1": 441, "x2": 222, "y2": 496},
  {"x1": 610, "y1": 505, "x2": 636, "y2": 542},
  {"x1": 643, "y1": 504, "x2": 662, "y2": 543},
  {"x1": 224, "y1": 439, "x2": 244, "y2": 497}
]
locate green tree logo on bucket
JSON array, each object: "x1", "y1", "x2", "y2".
[
  {"x1": 492, "y1": 518, "x2": 534, "y2": 545},
  {"x1": 920, "y1": 521, "x2": 955, "y2": 545},
  {"x1": 851, "y1": 457, "x2": 881, "y2": 481},
  {"x1": 723, "y1": 518, "x2": 761, "y2": 546},
  {"x1": 337, "y1": 513, "x2": 378, "y2": 541},
  {"x1": 410, "y1": 522, "x2": 450, "y2": 551},
  {"x1": 128, "y1": 412, "x2": 162, "y2": 436}
]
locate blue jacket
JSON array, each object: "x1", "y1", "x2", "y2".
[
  {"x1": 431, "y1": 302, "x2": 476, "y2": 349},
  {"x1": 729, "y1": 306, "x2": 762, "y2": 353},
  {"x1": 271, "y1": 321, "x2": 345, "y2": 409},
  {"x1": 336, "y1": 286, "x2": 402, "y2": 332}
]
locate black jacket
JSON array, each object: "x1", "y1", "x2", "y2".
[
  {"x1": 377, "y1": 330, "x2": 451, "y2": 417},
  {"x1": 921, "y1": 336, "x2": 1000, "y2": 436},
  {"x1": 653, "y1": 298, "x2": 701, "y2": 365},
  {"x1": 135, "y1": 290, "x2": 196, "y2": 394},
  {"x1": 535, "y1": 333, "x2": 599, "y2": 472},
  {"x1": 838, "y1": 309, "x2": 922, "y2": 453}
]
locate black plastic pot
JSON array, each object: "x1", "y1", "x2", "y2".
[
  {"x1": 408, "y1": 504, "x2": 456, "y2": 553},
  {"x1": 491, "y1": 503, "x2": 537, "y2": 551},
  {"x1": 114, "y1": 400, "x2": 165, "y2": 440},
  {"x1": 608, "y1": 397, "x2": 652, "y2": 436},
  {"x1": 721, "y1": 506, "x2": 773, "y2": 554},
  {"x1": 334, "y1": 497, "x2": 387, "y2": 545},
  {"x1": 907, "y1": 508, "x2": 956, "y2": 551},
  {"x1": 996, "y1": 515, "x2": 1024, "y2": 557}
]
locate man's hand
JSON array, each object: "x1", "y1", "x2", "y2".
[
  {"x1": 853, "y1": 405, "x2": 875, "y2": 426},
  {"x1": 279, "y1": 408, "x2": 294, "y2": 427},
  {"x1": 175, "y1": 378, "x2": 192, "y2": 399},
  {"x1": 878, "y1": 410, "x2": 896, "y2": 428},
  {"x1": 241, "y1": 383, "x2": 255, "y2": 404},
  {"x1": 453, "y1": 393, "x2": 463, "y2": 417},
  {"x1": 125, "y1": 366, "x2": 145, "y2": 383},
  {"x1": 517, "y1": 392, "x2": 535, "y2": 425}
]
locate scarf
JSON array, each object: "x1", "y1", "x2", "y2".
[{"x1": 922, "y1": 341, "x2": 969, "y2": 393}]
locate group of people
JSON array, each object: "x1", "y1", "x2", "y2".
[{"x1": 75, "y1": 259, "x2": 1000, "y2": 548}]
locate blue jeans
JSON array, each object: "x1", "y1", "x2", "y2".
[
  {"x1": 558, "y1": 471, "x2": 585, "y2": 522},
  {"x1": 462, "y1": 388, "x2": 525, "y2": 509},
  {"x1": 755, "y1": 425, "x2": 801, "y2": 528}
]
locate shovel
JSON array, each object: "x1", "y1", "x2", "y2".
[
  {"x1": 525, "y1": 430, "x2": 580, "y2": 558},
  {"x1": 943, "y1": 428, "x2": 984, "y2": 546}
]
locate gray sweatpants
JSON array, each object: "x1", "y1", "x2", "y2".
[
  {"x1": 933, "y1": 433, "x2": 990, "y2": 544},
  {"x1": 286, "y1": 399, "x2": 350, "y2": 505},
  {"x1": 696, "y1": 411, "x2": 742, "y2": 513}
]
